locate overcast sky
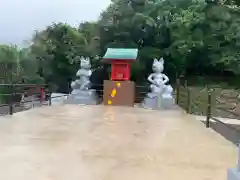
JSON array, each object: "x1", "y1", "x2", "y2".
[{"x1": 0, "y1": 0, "x2": 111, "y2": 46}]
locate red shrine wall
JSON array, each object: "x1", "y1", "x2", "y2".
[
  {"x1": 103, "y1": 80, "x2": 135, "y2": 107},
  {"x1": 110, "y1": 60, "x2": 131, "y2": 81}
]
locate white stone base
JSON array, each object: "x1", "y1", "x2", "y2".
[
  {"x1": 228, "y1": 168, "x2": 240, "y2": 180},
  {"x1": 65, "y1": 89, "x2": 99, "y2": 105},
  {"x1": 142, "y1": 93, "x2": 175, "y2": 110}
]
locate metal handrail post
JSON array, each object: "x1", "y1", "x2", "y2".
[{"x1": 206, "y1": 89, "x2": 212, "y2": 128}]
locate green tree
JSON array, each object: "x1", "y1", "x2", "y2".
[
  {"x1": 0, "y1": 45, "x2": 44, "y2": 102},
  {"x1": 98, "y1": 0, "x2": 240, "y2": 81},
  {"x1": 30, "y1": 22, "x2": 101, "y2": 92}
]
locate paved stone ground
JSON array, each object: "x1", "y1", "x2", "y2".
[{"x1": 0, "y1": 105, "x2": 237, "y2": 180}]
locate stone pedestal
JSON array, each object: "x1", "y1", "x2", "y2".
[
  {"x1": 142, "y1": 93, "x2": 175, "y2": 110},
  {"x1": 142, "y1": 93, "x2": 158, "y2": 109},
  {"x1": 161, "y1": 94, "x2": 175, "y2": 109},
  {"x1": 103, "y1": 80, "x2": 135, "y2": 107},
  {"x1": 65, "y1": 89, "x2": 99, "y2": 105},
  {"x1": 227, "y1": 145, "x2": 240, "y2": 180},
  {"x1": 228, "y1": 168, "x2": 240, "y2": 180}
]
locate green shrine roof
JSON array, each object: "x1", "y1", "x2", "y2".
[{"x1": 103, "y1": 48, "x2": 138, "y2": 61}]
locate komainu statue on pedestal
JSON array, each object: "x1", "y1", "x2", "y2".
[
  {"x1": 148, "y1": 58, "x2": 169, "y2": 95},
  {"x1": 65, "y1": 56, "x2": 98, "y2": 105},
  {"x1": 71, "y1": 57, "x2": 92, "y2": 92},
  {"x1": 142, "y1": 58, "x2": 174, "y2": 109}
]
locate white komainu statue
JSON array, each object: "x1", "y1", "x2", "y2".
[
  {"x1": 148, "y1": 58, "x2": 169, "y2": 94},
  {"x1": 66, "y1": 56, "x2": 98, "y2": 105},
  {"x1": 71, "y1": 57, "x2": 92, "y2": 91},
  {"x1": 143, "y1": 57, "x2": 174, "y2": 109}
]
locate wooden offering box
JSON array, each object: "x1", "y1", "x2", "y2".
[{"x1": 103, "y1": 80, "x2": 135, "y2": 107}]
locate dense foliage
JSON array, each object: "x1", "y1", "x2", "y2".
[
  {"x1": 99, "y1": 0, "x2": 240, "y2": 79},
  {"x1": 0, "y1": 0, "x2": 240, "y2": 94}
]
